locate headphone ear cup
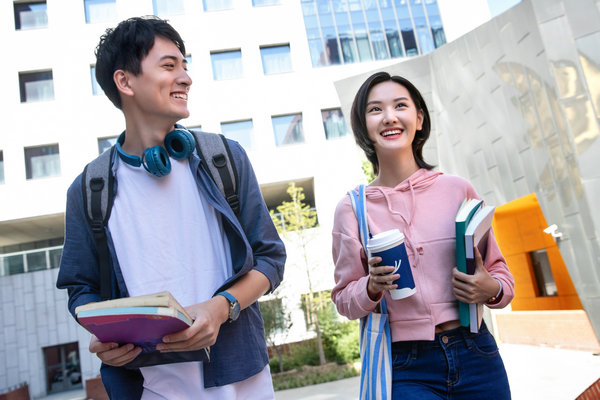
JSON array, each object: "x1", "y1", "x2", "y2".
[
  {"x1": 165, "y1": 129, "x2": 195, "y2": 160},
  {"x1": 143, "y1": 146, "x2": 171, "y2": 177}
]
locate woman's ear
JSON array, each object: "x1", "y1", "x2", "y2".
[
  {"x1": 416, "y1": 109, "x2": 424, "y2": 131},
  {"x1": 113, "y1": 70, "x2": 134, "y2": 97}
]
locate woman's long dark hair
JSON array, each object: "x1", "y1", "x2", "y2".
[{"x1": 350, "y1": 71, "x2": 435, "y2": 175}]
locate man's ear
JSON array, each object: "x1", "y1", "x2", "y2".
[{"x1": 113, "y1": 70, "x2": 134, "y2": 97}]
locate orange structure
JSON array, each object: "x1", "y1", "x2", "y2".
[
  {"x1": 491, "y1": 193, "x2": 599, "y2": 352},
  {"x1": 493, "y1": 193, "x2": 582, "y2": 311}
]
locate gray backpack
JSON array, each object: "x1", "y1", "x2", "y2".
[{"x1": 81, "y1": 130, "x2": 240, "y2": 300}]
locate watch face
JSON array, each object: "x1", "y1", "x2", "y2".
[{"x1": 230, "y1": 301, "x2": 241, "y2": 321}]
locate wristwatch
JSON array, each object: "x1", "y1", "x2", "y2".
[{"x1": 216, "y1": 291, "x2": 240, "y2": 323}]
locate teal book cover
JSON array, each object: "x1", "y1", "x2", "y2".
[{"x1": 455, "y1": 198, "x2": 483, "y2": 328}]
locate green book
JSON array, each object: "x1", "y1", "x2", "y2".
[{"x1": 455, "y1": 198, "x2": 483, "y2": 328}]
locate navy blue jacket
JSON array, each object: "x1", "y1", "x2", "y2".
[{"x1": 56, "y1": 138, "x2": 286, "y2": 398}]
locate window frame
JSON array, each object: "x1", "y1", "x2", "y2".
[
  {"x1": 24, "y1": 143, "x2": 61, "y2": 180},
  {"x1": 14, "y1": 0, "x2": 48, "y2": 30},
  {"x1": 271, "y1": 113, "x2": 305, "y2": 146},
  {"x1": 210, "y1": 49, "x2": 243, "y2": 80},
  {"x1": 260, "y1": 44, "x2": 293, "y2": 75},
  {"x1": 19, "y1": 69, "x2": 54, "y2": 103}
]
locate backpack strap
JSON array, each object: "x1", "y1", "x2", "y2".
[
  {"x1": 82, "y1": 147, "x2": 115, "y2": 301},
  {"x1": 190, "y1": 130, "x2": 240, "y2": 215}
]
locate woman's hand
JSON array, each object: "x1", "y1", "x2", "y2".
[
  {"x1": 452, "y1": 247, "x2": 500, "y2": 304},
  {"x1": 89, "y1": 335, "x2": 142, "y2": 367},
  {"x1": 367, "y1": 256, "x2": 400, "y2": 301}
]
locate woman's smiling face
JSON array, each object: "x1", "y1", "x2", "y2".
[{"x1": 365, "y1": 80, "x2": 424, "y2": 159}]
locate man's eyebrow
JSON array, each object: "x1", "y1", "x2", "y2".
[{"x1": 159, "y1": 55, "x2": 185, "y2": 63}]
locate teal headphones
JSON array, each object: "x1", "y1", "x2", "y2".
[{"x1": 116, "y1": 128, "x2": 195, "y2": 177}]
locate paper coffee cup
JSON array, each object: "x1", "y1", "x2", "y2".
[{"x1": 367, "y1": 229, "x2": 416, "y2": 300}]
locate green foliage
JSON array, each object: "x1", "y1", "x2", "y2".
[
  {"x1": 319, "y1": 307, "x2": 360, "y2": 364},
  {"x1": 271, "y1": 363, "x2": 359, "y2": 391},
  {"x1": 361, "y1": 160, "x2": 376, "y2": 183},
  {"x1": 261, "y1": 296, "x2": 292, "y2": 373},
  {"x1": 285, "y1": 340, "x2": 321, "y2": 369},
  {"x1": 269, "y1": 182, "x2": 318, "y2": 233},
  {"x1": 261, "y1": 297, "x2": 292, "y2": 343}
]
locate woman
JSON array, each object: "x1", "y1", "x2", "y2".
[{"x1": 331, "y1": 72, "x2": 514, "y2": 399}]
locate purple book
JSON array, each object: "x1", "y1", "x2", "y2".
[{"x1": 77, "y1": 306, "x2": 192, "y2": 353}]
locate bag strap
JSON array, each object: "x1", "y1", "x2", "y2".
[
  {"x1": 348, "y1": 185, "x2": 370, "y2": 258},
  {"x1": 190, "y1": 130, "x2": 240, "y2": 215},
  {"x1": 348, "y1": 185, "x2": 387, "y2": 312}
]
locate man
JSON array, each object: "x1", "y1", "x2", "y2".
[{"x1": 56, "y1": 16, "x2": 286, "y2": 399}]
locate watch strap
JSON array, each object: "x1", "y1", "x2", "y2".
[{"x1": 216, "y1": 291, "x2": 237, "y2": 305}]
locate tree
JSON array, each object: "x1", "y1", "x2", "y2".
[
  {"x1": 362, "y1": 160, "x2": 375, "y2": 183},
  {"x1": 270, "y1": 182, "x2": 326, "y2": 365},
  {"x1": 261, "y1": 293, "x2": 293, "y2": 373}
]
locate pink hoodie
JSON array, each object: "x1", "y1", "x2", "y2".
[{"x1": 331, "y1": 168, "x2": 514, "y2": 341}]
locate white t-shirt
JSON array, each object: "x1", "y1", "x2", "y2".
[{"x1": 108, "y1": 156, "x2": 274, "y2": 399}]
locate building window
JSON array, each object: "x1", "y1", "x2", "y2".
[
  {"x1": 203, "y1": 0, "x2": 232, "y2": 11},
  {"x1": 529, "y1": 249, "x2": 558, "y2": 297},
  {"x1": 221, "y1": 120, "x2": 254, "y2": 150},
  {"x1": 272, "y1": 114, "x2": 304, "y2": 146},
  {"x1": 14, "y1": 1, "x2": 48, "y2": 30},
  {"x1": 322, "y1": 108, "x2": 349, "y2": 139},
  {"x1": 410, "y1": 0, "x2": 434, "y2": 54},
  {"x1": 185, "y1": 55, "x2": 192, "y2": 76},
  {"x1": 259, "y1": 297, "x2": 286, "y2": 334},
  {"x1": 0, "y1": 150, "x2": 4, "y2": 184},
  {"x1": 90, "y1": 65, "x2": 103, "y2": 96},
  {"x1": 153, "y1": 0, "x2": 184, "y2": 15},
  {"x1": 393, "y1": 0, "x2": 417, "y2": 57},
  {"x1": 211, "y1": 50, "x2": 243, "y2": 80},
  {"x1": 98, "y1": 136, "x2": 117, "y2": 154},
  {"x1": 301, "y1": 290, "x2": 335, "y2": 329},
  {"x1": 260, "y1": 45, "x2": 292, "y2": 75},
  {"x1": 0, "y1": 240, "x2": 63, "y2": 276},
  {"x1": 19, "y1": 70, "x2": 54, "y2": 103},
  {"x1": 24, "y1": 144, "x2": 60, "y2": 179},
  {"x1": 43, "y1": 342, "x2": 82, "y2": 394},
  {"x1": 425, "y1": 0, "x2": 446, "y2": 48},
  {"x1": 301, "y1": 0, "x2": 444, "y2": 67},
  {"x1": 252, "y1": 0, "x2": 279, "y2": 6},
  {"x1": 84, "y1": 0, "x2": 117, "y2": 24}
]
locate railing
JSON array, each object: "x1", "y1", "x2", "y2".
[{"x1": 0, "y1": 245, "x2": 62, "y2": 277}]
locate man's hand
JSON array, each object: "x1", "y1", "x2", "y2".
[
  {"x1": 156, "y1": 296, "x2": 229, "y2": 353},
  {"x1": 452, "y1": 247, "x2": 500, "y2": 304},
  {"x1": 89, "y1": 335, "x2": 141, "y2": 366}
]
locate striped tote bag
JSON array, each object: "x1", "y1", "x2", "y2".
[{"x1": 349, "y1": 185, "x2": 393, "y2": 400}]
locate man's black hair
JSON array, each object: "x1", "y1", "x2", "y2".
[
  {"x1": 350, "y1": 71, "x2": 435, "y2": 175},
  {"x1": 95, "y1": 16, "x2": 186, "y2": 109}
]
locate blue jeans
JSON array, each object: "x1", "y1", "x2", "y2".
[{"x1": 391, "y1": 323, "x2": 511, "y2": 399}]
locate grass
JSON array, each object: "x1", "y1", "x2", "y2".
[{"x1": 272, "y1": 362, "x2": 359, "y2": 391}]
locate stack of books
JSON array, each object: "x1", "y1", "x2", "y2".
[
  {"x1": 75, "y1": 291, "x2": 207, "y2": 359},
  {"x1": 455, "y1": 198, "x2": 495, "y2": 333}
]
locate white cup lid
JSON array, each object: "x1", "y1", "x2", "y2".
[{"x1": 367, "y1": 229, "x2": 405, "y2": 251}]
